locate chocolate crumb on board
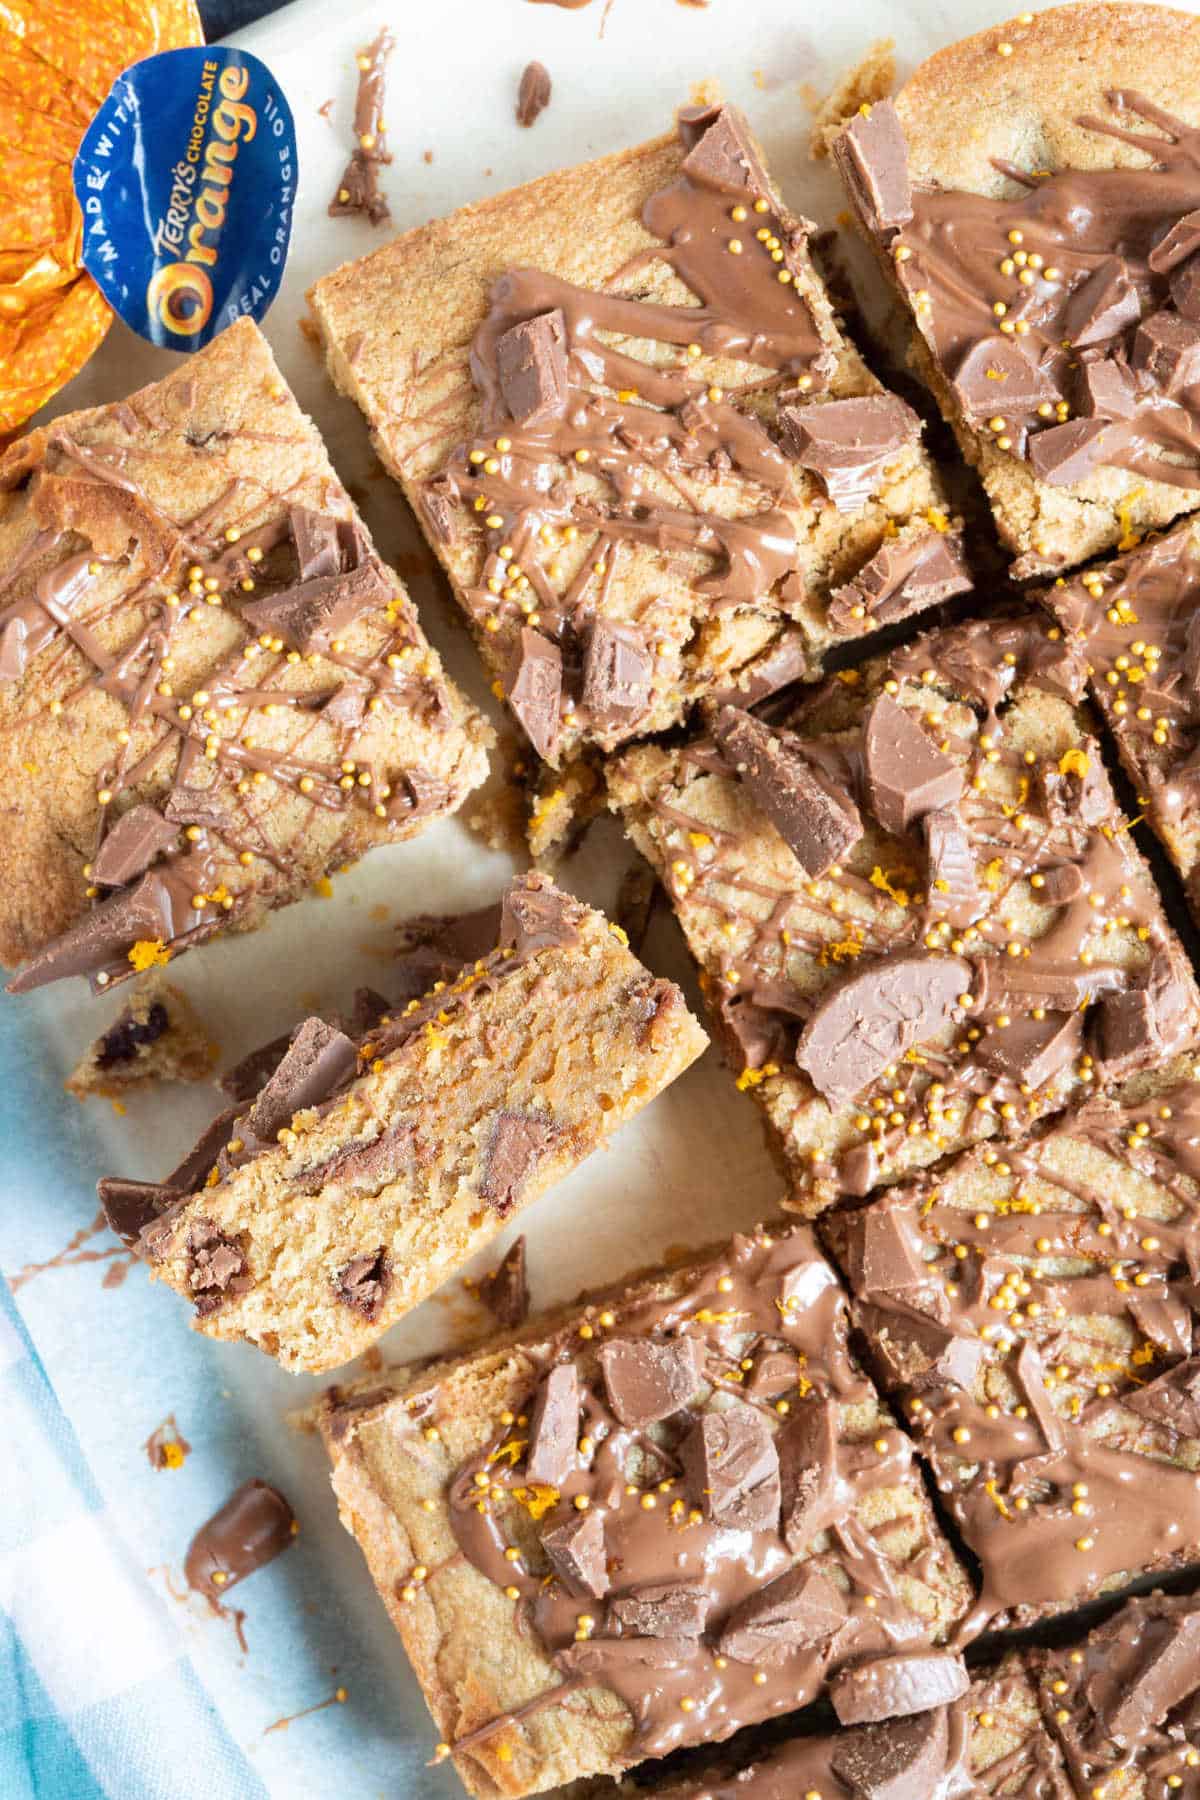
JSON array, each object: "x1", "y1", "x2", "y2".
[
  {"x1": 329, "y1": 28, "x2": 395, "y2": 224},
  {"x1": 516, "y1": 61, "x2": 551, "y2": 128},
  {"x1": 103, "y1": 874, "x2": 706, "y2": 1373},
  {"x1": 66, "y1": 973, "x2": 214, "y2": 1099},
  {"x1": 184, "y1": 1478, "x2": 297, "y2": 1644}
]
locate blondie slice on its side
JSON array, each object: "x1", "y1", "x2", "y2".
[
  {"x1": 0, "y1": 316, "x2": 490, "y2": 994},
  {"x1": 99, "y1": 877, "x2": 707, "y2": 1373},
  {"x1": 833, "y1": 4, "x2": 1200, "y2": 576},
  {"x1": 609, "y1": 610, "x2": 1200, "y2": 1214},
  {"x1": 309, "y1": 104, "x2": 968, "y2": 770},
  {"x1": 318, "y1": 1224, "x2": 972, "y2": 1797},
  {"x1": 825, "y1": 1061, "x2": 1200, "y2": 1631}
]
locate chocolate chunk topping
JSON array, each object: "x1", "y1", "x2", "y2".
[
  {"x1": 711, "y1": 704, "x2": 862, "y2": 876},
  {"x1": 479, "y1": 1110, "x2": 560, "y2": 1216},
  {"x1": 863, "y1": 692, "x2": 963, "y2": 835},
  {"x1": 526, "y1": 1364, "x2": 580, "y2": 1487},
  {"x1": 480, "y1": 1236, "x2": 529, "y2": 1329},
  {"x1": 599, "y1": 1336, "x2": 705, "y2": 1428},
  {"x1": 716, "y1": 990, "x2": 791, "y2": 1076},
  {"x1": 7, "y1": 868, "x2": 182, "y2": 994},
  {"x1": 1128, "y1": 1292, "x2": 1193, "y2": 1359},
  {"x1": 97, "y1": 1176, "x2": 181, "y2": 1247},
  {"x1": 334, "y1": 1248, "x2": 389, "y2": 1320},
  {"x1": 96, "y1": 999, "x2": 169, "y2": 1068},
  {"x1": 680, "y1": 1404, "x2": 780, "y2": 1530},
  {"x1": 796, "y1": 952, "x2": 968, "y2": 1109},
  {"x1": 1092, "y1": 1607, "x2": 1200, "y2": 1741},
  {"x1": 830, "y1": 1706, "x2": 951, "y2": 1800},
  {"x1": 186, "y1": 1218, "x2": 249, "y2": 1317},
  {"x1": 1095, "y1": 951, "x2": 1195, "y2": 1074},
  {"x1": 1076, "y1": 355, "x2": 1140, "y2": 420},
  {"x1": 924, "y1": 805, "x2": 979, "y2": 928},
  {"x1": 976, "y1": 1009, "x2": 1082, "y2": 1089},
  {"x1": 166, "y1": 1106, "x2": 244, "y2": 1193},
  {"x1": 718, "y1": 1564, "x2": 845, "y2": 1664},
  {"x1": 746, "y1": 1347, "x2": 801, "y2": 1399},
  {"x1": 952, "y1": 334, "x2": 1060, "y2": 420},
  {"x1": 516, "y1": 60, "x2": 551, "y2": 129},
  {"x1": 1028, "y1": 418, "x2": 1112, "y2": 485},
  {"x1": 219, "y1": 1032, "x2": 294, "y2": 1102},
  {"x1": 829, "y1": 531, "x2": 970, "y2": 636},
  {"x1": 542, "y1": 1506, "x2": 608, "y2": 1599},
  {"x1": 679, "y1": 104, "x2": 768, "y2": 196},
  {"x1": 1150, "y1": 209, "x2": 1200, "y2": 274},
  {"x1": 777, "y1": 395, "x2": 918, "y2": 511},
  {"x1": 1124, "y1": 1356, "x2": 1200, "y2": 1438},
  {"x1": 581, "y1": 619, "x2": 652, "y2": 727},
  {"x1": 607, "y1": 1581, "x2": 709, "y2": 1639},
  {"x1": 836, "y1": 1203, "x2": 936, "y2": 1310},
  {"x1": 495, "y1": 310, "x2": 568, "y2": 426},
  {"x1": 1062, "y1": 257, "x2": 1141, "y2": 349},
  {"x1": 830, "y1": 1651, "x2": 970, "y2": 1725},
  {"x1": 92, "y1": 805, "x2": 178, "y2": 888},
  {"x1": 1171, "y1": 256, "x2": 1200, "y2": 323},
  {"x1": 499, "y1": 880, "x2": 579, "y2": 956},
  {"x1": 295, "y1": 1119, "x2": 414, "y2": 1196},
  {"x1": 834, "y1": 100, "x2": 913, "y2": 234},
  {"x1": 241, "y1": 558, "x2": 392, "y2": 653},
  {"x1": 1038, "y1": 862, "x2": 1085, "y2": 905},
  {"x1": 505, "y1": 626, "x2": 562, "y2": 758},
  {"x1": 1038, "y1": 747, "x2": 1111, "y2": 828},
  {"x1": 289, "y1": 506, "x2": 344, "y2": 581},
  {"x1": 1133, "y1": 309, "x2": 1200, "y2": 394},
  {"x1": 245, "y1": 1016, "x2": 358, "y2": 1142},
  {"x1": 184, "y1": 1478, "x2": 296, "y2": 1603}
]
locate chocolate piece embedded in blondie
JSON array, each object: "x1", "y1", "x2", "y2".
[
  {"x1": 825, "y1": 1060, "x2": 1200, "y2": 1631},
  {"x1": 833, "y1": 6, "x2": 1200, "y2": 576},
  {"x1": 308, "y1": 104, "x2": 967, "y2": 769},
  {"x1": 66, "y1": 972, "x2": 214, "y2": 1098},
  {"x1": 609, "y1": 610, "x2": 1200, "y2": 1214},
  {"x1": 0, "y1": 316, "x2": 489, "y2": 993},
  {"x1": 318, "y1": 1223, "x2": 971, "y2": 1796},
  {"x1": 101, "y1": 876, "x2": 706, "y2": 1373},
  {"x1": 1031, "y1": 1591, "x2": 1200, "y2": 1798},
  {"x1": 641, "y1": 1655, "x2": 1070, "y2": 1799}
]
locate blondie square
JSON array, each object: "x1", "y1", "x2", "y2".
[
  {"x1": 0, "y1": 317, "x2": 490, "y2": 994},
  {"x1": 609, "y1": 610, "x2": 1200, "y2": 1214},
  {"x1": 318, "y1": 1223, "x2": 972, "y2": 1796},
  {"x1": 309, "y1": 104, "x2": 967, "y2": 769},
  {"x1": 641, "y1": 1655, "x2": 1070, "y2": 1800},
  {"x1": 825, "y1": 1060, "x2": 1200, "y2": 1631},
  {"x1": 834, "y1": 4, "x2": 1200, "y2": 577},
  {"x1": 99, "y1": 877, "x2": 706, "y2": 1373}
]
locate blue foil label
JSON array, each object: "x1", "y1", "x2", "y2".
[{"x1": 74, "y1": 46, "x2": 297, "y2": 350}]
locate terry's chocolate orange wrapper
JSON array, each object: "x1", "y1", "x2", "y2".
[
  {"x1": 74, "y1": 45, "x2": 297, "y2": 351},
  {"x1": 0, "y1": 0, "x2": 202, "y2": 435}
]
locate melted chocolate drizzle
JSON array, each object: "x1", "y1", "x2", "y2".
[{"x1": 432, "y1": 1227, "x2": 966, "y2": 1764}]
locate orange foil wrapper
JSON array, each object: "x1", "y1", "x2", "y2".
[{"x1": 0, "y1": 0, "x2": 204, "y2": 436}]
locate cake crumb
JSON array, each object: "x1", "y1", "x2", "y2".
[{"x1": 808, "y1": 40, "x2": 895, "y2": 159}]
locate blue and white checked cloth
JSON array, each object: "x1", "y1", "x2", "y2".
[{"x1": 0, "y1": 996, "x2": 459, "y2": 1800}]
